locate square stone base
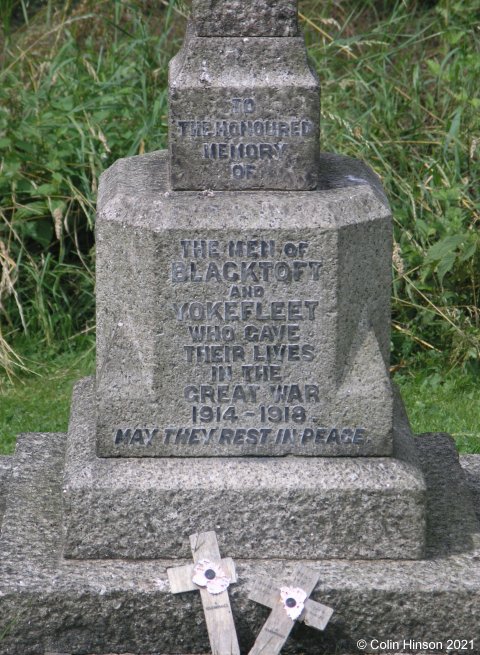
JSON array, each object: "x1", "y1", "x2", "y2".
[
  {"x1": 0, "y1": 428, "x2": 478, "y2": 654},
  {"x1": 63, "y1": 378, "x2": 426, "y2": 561}
]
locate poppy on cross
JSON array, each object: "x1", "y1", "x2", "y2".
[
  {"x1": 167, "y1": 531, "x2": 240, "y2": 655},
  {"x1": 247, "y1": 564, "x2": 334, "y2": 655}
]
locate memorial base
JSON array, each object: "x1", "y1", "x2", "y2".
[
  {"x1": 0, "y1": 428, "x2": 479, "y2": 654},
  {"x1": 94, "y1": 150, "x2": 395, "y2": 459},
  {"x1": 64, "y1": 378, "x2": 425, "y2": 561}
]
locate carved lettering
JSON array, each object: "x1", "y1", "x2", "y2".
[
  {"x1": 114, "y1": 428, "x2": 158, "y2": 446},
  {"x1": 177, "y1": 119, "x2": 314, "y2": 139},
  {"x1": 171, "y1": 260, "x2": 322, "y2": 283},
  {"x1": 142, "y1": 236, "x2": 368, "y2": 453},
  {"x1": 174, "y1": 301, "x2": 318, "y2": 322},
  {"x1": 113, "y1": 426, "x2": 369, "y2": 448}
]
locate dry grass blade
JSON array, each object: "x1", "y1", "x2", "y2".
[{"x1": 0, "y1": 14, "x2": 95, "y2": 79}]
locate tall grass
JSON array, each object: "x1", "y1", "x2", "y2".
[
  {"x1": 303, "y1": 0, "x2": 479, "y2": 373},
  {"x1": 0, "y1": 0, "x2": 180, "y2": 380},
  {"x1": 0, "y1": 0, "x2": 479, "y2": 381}
]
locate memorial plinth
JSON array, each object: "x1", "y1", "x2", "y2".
[
  {"x1": 0, "y1": 428, "x2": 478, "y2": 654},
  {"x1": 65, "y1": 370, "x2": 425, "y2": 561},
  {"x1": 0, "y1": 1, "x2": 479, "y2": 653},
  {"x1": 95, "y1": 151, "x2": 394, "y2": 458}
]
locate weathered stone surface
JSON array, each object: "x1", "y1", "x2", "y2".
[
  {"x1": 462, "y1": 454, "x2": 480, "y2": 523},
  {"x1": 393, "y1": 405, "x2": 480, "y2": 556},
  {"x1": 316, "y1": 151, "x2": 388, "y2": 205},
  {"x1": 65, "y1": 378, "x2": 425, "y2": 561},
  {"x1": 416, "y1": 434, "x2": 480, "y2": 557},
  {"x1": 5, "y1": 0, "x2": 480, "y2": 649},
  {"x1": 168, "y1": 23, "x2": 319, "y2": 190},
  {"x1": 192, "y1": 0, "x2": 299, "y2": 37},
  {"x1": 0, "y1": 456, "x2": 12, "y2": 528},
  {"x1": 95, "y1": 150, "x2": 394, "y2": 457},
  {"x1": 0, "y1": 431, "x2": 478, "y2": 655}
]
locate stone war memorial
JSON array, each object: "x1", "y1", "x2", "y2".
[{"x1": 0, "y1": 1, "x2": 479, "y2": 653}]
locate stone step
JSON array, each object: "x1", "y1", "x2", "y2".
[
  {"x1": 0, "y1": 455, "x2": 12, "y2": 527},
  {"x1": 461, "y1": 454, "x2": 480, "y2": 523},
  {"x1": 0, "y1": 431, "x2": 478, "y2": 655},
  {"x1": 63, "y1": 377, "x2": 426, "y2": 561}
]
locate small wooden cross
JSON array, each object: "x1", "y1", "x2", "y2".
[
  {"x1": 167, "y1": 531, "x2": 240, "y2": 655},
  {"x1": 248, "y1": 564, "x2": 334, "y2": 654}
]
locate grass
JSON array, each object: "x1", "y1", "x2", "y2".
[
  {"x1": 395, "y1": 369, "x2": 480, "y2": 454},
  {"x1": 305, "y1": 0, "x2": 480, "y2": 371},
  {"x1": 0, "y1": 340, "x2": 94, "y2": 454}
]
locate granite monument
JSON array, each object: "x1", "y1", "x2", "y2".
[{"x1": 0, "y1": 1, "x2": 479, "y2": 653}]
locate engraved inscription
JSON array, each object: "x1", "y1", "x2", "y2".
[
  {"x1": 112, "y1": 426, "x2": 367, "y2": 447},
  {"x1": 176, "y1": 98, "x2": 315, "y2": 181},
  {"x1": 114, "y1": 428, "x2": 158, "y2": 446},
  {"x1": 113, "y1": 236, "x2": 369, "y2": 450}
]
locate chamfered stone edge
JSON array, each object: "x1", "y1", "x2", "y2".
[{"x1": 94, "y1": 150, "x2": 394, "y2": 458}]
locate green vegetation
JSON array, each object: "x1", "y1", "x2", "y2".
[
  {"x1": 0, "y1": 339, "x2": 94, "y2": 453},
  {"x1": 0, "y1": 0, "x2": 479, "y2": 452},
  {"x1": 304, "y1": 0, "x2": 479, "y2": 373},
  {"x1": 396, "y1": 368, "x2": 480, "y2": 453},
  {"x1": 0, "y1": 0, "x2": 177, "y2": 379}
]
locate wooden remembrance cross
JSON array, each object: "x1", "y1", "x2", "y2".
[
  {"x1": 167, "y1": 531, "x2": 240, "y2": 655},
  {"x1": 248, "y1": 564, "x2": 334, "y2": 654}
]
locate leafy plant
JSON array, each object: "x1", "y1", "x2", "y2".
[
  {"x1": 0, "y1": 0, "x2": 180, "y2": 375},
  {"x1": 303, "y1": 0, "x2": 480, "y2": 371}
]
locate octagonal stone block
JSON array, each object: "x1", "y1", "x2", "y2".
[{"x1": 95, "y1": 150, "x2": 393, "y2": 458}]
